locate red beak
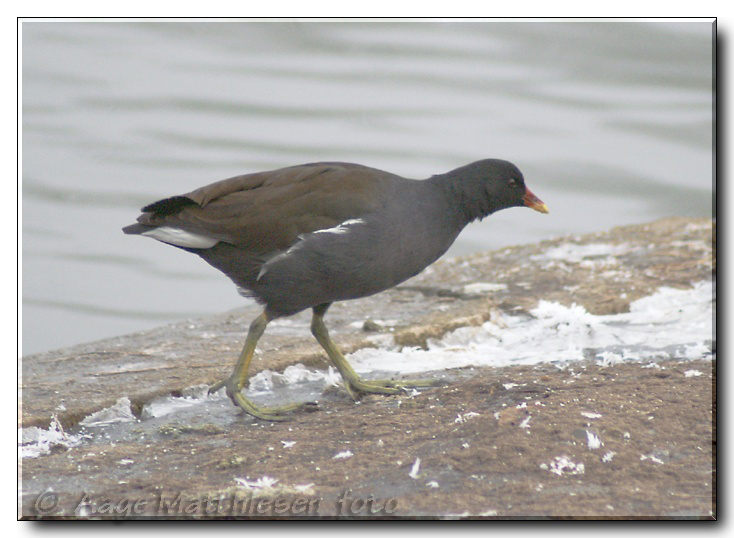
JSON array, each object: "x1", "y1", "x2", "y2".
[{"x1": 523, "y1": 188, "x2": 549, "y2": 214}]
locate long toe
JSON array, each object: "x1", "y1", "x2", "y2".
[
  {"x1": 208, "y1": 379, "x2": 227, "y2": 395},
  {"x1": 368, "y1": 377, "x2": 444, "y2": 389},
  {"x1": 224, "y1": 383, "x2": 317, "y2": 421},
  {"x1": 347, "y1": 379, "x2": 403, "y2": 396}
]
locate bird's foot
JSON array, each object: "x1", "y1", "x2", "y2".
[
  {"x1": 209, "y1": 378, "x2": 316, "y2": 421},
  {"x1": 342, "y1": 376, "x2": 442, "y2": 400}
]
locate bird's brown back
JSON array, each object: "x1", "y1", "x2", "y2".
[{"x1": 136, "y1": 162, "x2": 393, "y2": 253}]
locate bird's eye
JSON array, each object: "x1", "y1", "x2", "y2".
[{"x1": 508, "y1": 178, "x2": 520, "y2": 187}]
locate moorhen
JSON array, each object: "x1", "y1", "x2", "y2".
[{"x1": 123, "y1": 159, "x2": 548, "y2": 420}]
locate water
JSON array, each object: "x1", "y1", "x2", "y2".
[{"x1": 21, "y1": 20, "x2": 714, "y2": 356}]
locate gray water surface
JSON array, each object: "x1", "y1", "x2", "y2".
[{"x1": 21, "y1": 20, "x2": 714, "y2": 355}]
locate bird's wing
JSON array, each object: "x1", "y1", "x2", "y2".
[{"x1": 134, "y1": 163, "x2": 390, "y2": 252}]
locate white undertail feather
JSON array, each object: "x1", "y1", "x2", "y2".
[{"x1": 141, "y1": 226, "x2": 219, "y2": 249}]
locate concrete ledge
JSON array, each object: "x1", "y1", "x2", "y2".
[{"x1": 19, "y1": 217, "x2": 715, "y2": 518}]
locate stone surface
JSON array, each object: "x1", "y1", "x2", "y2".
[{"x1": 19, "y1": 217, "x2": 715, "y2": 519}]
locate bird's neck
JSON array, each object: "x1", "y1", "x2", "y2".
[{"x1": 429, "y1": 173, "x2": 494, "y2": 227}]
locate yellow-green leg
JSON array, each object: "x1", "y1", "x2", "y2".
[
  {"x1": 310, "y1": 304, "x2": 439, "y2": 399},
  {"x1": 208, "y1": 312, "x2": 305, "y2": 421}
]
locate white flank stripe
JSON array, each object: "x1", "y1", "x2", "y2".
[
  {"x1": 257, "y1": 220, "x2": 364, "y2": 280},
  {"x1": 257, "y1": 240, "x2": 306, "y2": 281},
  {"x1": 142, "y1": 226, "x2": 218, "y2": 248},
  {"x1": 313, "y1": 218, "x2": 365, "y2": 235}
]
